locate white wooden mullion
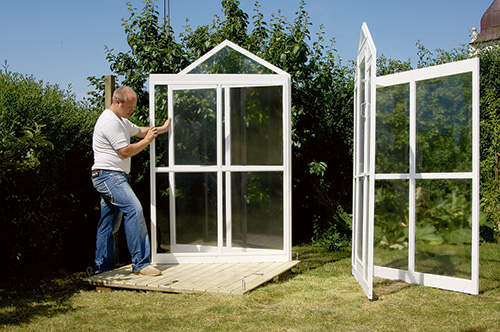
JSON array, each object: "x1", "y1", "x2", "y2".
[
  {"x1": 376, "y1": 172, "x2": 475, "y2": 180},
  {"x1": 149, "y1": 79, "x2": 158, "y2": 263},
  {"x1": 408, "y1": 79, "x2": 417, "y2": 275},
  {"x1": 217, "y1": 85, "x2": 223, "y2": 251},
  {"x1": 224, "y1": 86, "x2": 233, "y2": 251},
  {"x1": 352, "y1": 22, "x2": 376, "y2": 300},
  {"x1": 284, "y1": 77, "x2": 292, "y2": 260},
  {"x1": 168, "y1": 86, "x2": 177, "y2": 247},
  {"x1": 471, "y1": 58, "x2": 480, "y2": 295}
]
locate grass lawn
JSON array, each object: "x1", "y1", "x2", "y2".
[{"x1": 1, "y1": 244, "x2": 500, "y2": 331}]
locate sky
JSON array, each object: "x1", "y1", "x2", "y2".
[{"x1": 0, "y1": 0, "x2": 494, "y2": 100}]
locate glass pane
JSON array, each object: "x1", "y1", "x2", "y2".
[
  {"x1": 374, "y1": 180, "x2": 409, "y2": 269},
  {"x1": 155, "y1": 173, "x2": 170, "y2": 253},
  {"x1": 355, "y1": 178, "x2": 364, "y2": 261},
  {"x1": 358, "y1": 60, "x2": 366, "y2": 173},
  {"x1": 366, "y1": 65, "x2": 372, "y2": 174},
  {"x1": 415, "y1": 179, "x2": 472, "y2": 278},
  {"x1": 230, "y1": 86, "x2": 283, "y2": 165},
  {"x1": 174, "y1": 89, "x2": 217, "y2": 165},
  {"x1": 231, "y1": 172, "x2": 283, "y2": 250},
  {"x1": 416, "y1": 73, "x2": 473, "y2": 173},
  {"x1": 187, "y1": 46, "x2": 275, "y2": 74},
  {"x1": 155, "y1": 85, "x2": 169, "y2": 167},
  {"x1": 376, "y1": 84, "x2": 410, "y2": 173},
  {"x1": 175, "y1": 173, "x2": 218, "y2": 246}
]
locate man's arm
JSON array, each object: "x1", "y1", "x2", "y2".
[
  {"x1": 135, "y1": 118, "x2": 171, "y2": 138},
  {"x1": 117, "y1": 127, "x2": 157, "y2": 159},
  {"x1": 157, "y1": 118, "x2": 172, "y2": 135}
]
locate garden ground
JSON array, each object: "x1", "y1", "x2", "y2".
[{"x1": 1, "y1": 244, "x2": 500, "y2": 331}]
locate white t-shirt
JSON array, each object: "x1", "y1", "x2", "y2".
[{"x1": 92, "y1": 109, "x2": 140, "y2": 174}]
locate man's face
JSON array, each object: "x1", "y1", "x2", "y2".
[{"x1": 116, "y1": 97, "x2": 137, "y2": 118}]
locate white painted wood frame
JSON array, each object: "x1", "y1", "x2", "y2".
[
  {"x1": 352, "y1": 22, "x2": 377, "y2": 300},
  {"x1": 352, "y1": 23, "x2": 479, "y2": 298},
  {"x1": 374, "y1": 58, "x2": 480, "y2": 295},
  {"x1": 149, "y1": 40, "x2": 292, "y2": 264}
]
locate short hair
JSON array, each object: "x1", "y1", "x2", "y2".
[{"x1": 113, "y1": 86, "x2": 137, "y2": 103}]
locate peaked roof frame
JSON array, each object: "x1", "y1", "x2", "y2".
[
  {"x1": 148, "y1": 39, "x2": 292, "y2": 264},
  {"x1": 178, "y1": 39, "x2": 288, "y2": 75}
]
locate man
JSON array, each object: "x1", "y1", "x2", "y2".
[{"x1": 91, "y1": 86, "x2": 171, "y2": 276}]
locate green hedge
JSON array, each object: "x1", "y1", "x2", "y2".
[{"x1": 0, "y1": 66, "x2": 100, "y2": 279}]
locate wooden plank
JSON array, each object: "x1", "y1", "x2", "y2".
[
  {"x1": 216, "y1": 262, "x2": 284, "y2": 294},
  {"x1": 231, "y1": 261, "x2": 300, "y2": 295},
  {"x1": 145, "y1": 263, "x2": 220, "y2": 291},
  {"x1": 190, "y1": 262, "x2": 261, "y2": 290},
  {"x1": 109, "y1": 268, "x2": 158, "y2": 286},
  {"x1": 142, "y1": 264, "x2": 198, "y2": 288},
  {"x1": 85, "y1": 264, "x2": 173, "y2": 287},
  {"x1": 84, "y1": 265, "x2": 133, "y2": 285},
  {"x1": 217, "y1": 270, "x2": 267, "y2": 294},
  {"x1": 197, "y1": 262, "x2": 274, "y2": 294},
  {"x1": 159, "y1": 263, "x2": 235, "y2": 291},
  {"x1": 173, "y1": 262, "x2": 243, "y2": 293},
  {"x1": 135, "y1": 264, "x2": 202, "y2": 288},
  {"x1": 83, "y1": 261, "x2": 300, "y2": 294}
]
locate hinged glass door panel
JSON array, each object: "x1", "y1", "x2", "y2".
[
  {"x1": 374, "y1": 58, "x2": 480, "y2": 295},
  {"x1": 352, "y1": 22, "x2": 376, "y2": 300},
  {"x1": 154, "y1": 85, "x2": 221, "y2": 254},
  {"x1": 171, "y1": 87, "x2": 219, "y2": 251}
]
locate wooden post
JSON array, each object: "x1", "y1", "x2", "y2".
[
  {"x1": 104, "y1": 75, "x2": 121, "y2": 265},
  {"x1": 105, "y1": 75, "x2": 116, "y2": 108}
]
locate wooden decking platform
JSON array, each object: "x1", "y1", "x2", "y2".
[{"x1": 83, "y1": 261, "x2": 300, "y2": 295}]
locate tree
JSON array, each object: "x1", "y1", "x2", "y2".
[
  {"x1": 476, "y1": 46, "x2": 500, "y2": 239},
  {"x1": 378, "y1": 41, "x2": 500, "y2": 242},
  {"x1": 414, "y1": 42, "x2": 500, "y2": 241},
  {"x1": 416, "y1": 40, "x2": 469, "y2": 68},
  {"x1": 88, "y1": 0, "x2": 355, "y2": 244}
]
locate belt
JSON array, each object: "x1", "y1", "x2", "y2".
[{"x1": 92, "y1": 169, "x2": 126, "y2": 174}]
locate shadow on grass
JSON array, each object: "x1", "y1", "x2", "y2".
[
  {"x1": 0, "y1": 245, "x2": 351, "y2": 326},
  {"x1": 0, "y1": 271, "x2": 90, "y2": 327},
  {"x1": 478, "y1": 243, "x2": 500, "y2": 294},
  {"x1": 372, "y1": 278, "x2": 414, "y2": 298},
  {"x1": 292, "y1": 245, "x2": 351, "y2": 273},
  {"x1": 254, "y1": 245, "x2": 352, "y2": 289}
]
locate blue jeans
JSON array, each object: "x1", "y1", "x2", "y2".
[{"x1": 92, "y1": 170, "x2": 151, "y2": 273}]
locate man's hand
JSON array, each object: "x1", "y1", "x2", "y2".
[
  {"x1": 158, "y1": 118, "x2": 172, "y2": 135},
  {"x1": 117, "y1": 127, "x2": 158, "y2": 159},
  {"x1": 144, "y1": 126, "x2": 158, "y2": 143},
  {"x1": 135, "y1": 118, "x2": 171, "y2": 138}
]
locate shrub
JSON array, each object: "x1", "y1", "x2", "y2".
[
  {"x1": 311, "y1": 212, "x2": 352, "y2": 251},
  {"x1": 0, "y1": 63, "x2": 100, "y2": 279}
]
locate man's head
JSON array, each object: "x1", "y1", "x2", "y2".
[{"x1": 111, "y1": 86, "x2": 137, "y2": 118}]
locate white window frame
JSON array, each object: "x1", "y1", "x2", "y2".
[
  {"x1": 352, "y1": 23, "x2": 480, "y2": 298},
  {"x1": 352, "y1": 22, "x2": 377, "y2": 300},
  {"x1": 148, "y1": 41, "x2": 292, "y2": 264},
  {"x1": 374, "y1": 58, "x2": 480, "y2": 295}
]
